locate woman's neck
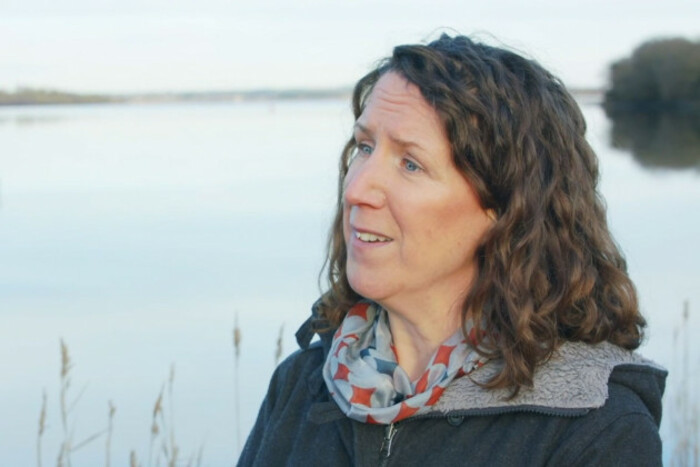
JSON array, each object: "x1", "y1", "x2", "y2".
[{"x1": 386, "y1": 305, "x2": 462, "y2": 381}]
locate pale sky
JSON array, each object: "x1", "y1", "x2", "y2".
[{"x1": 0, "y1": 0, "x2": 698, "y2": 93}]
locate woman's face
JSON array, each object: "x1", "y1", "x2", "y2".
[{"x1": 343, "y1": 72, "x2": 493, "y2": 316}]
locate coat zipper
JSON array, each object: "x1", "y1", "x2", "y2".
[
  {"x1": 371, "y1": 406, "x2": 584, "y2": 465},
  {"x1": 378, "y1": 423, "x2": 398, "y2": 465}
]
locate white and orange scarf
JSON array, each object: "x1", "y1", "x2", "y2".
[{"x1": 323, "y1": 301, "x2": 489, "y2": 424}]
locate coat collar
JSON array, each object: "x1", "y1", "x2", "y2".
[
  {"x1": 296, "y1": 301, "x2": 667, "y2": 416},
  {"x1": 432, "y1": 341, "x2": 666, "y2": 415}
]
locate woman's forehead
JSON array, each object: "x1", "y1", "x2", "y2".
[{"x1": 355, "y1": 72, "x2": 447, "y2": 141}]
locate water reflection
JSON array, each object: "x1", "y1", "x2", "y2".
[
  {"x1": 0, "y1": 112, "x2": 67, "y2": 126},
  {"x1": 1, "y1": 100, "x2": 698, "y2": 465},
  {"x1": 605, "y1": 109, "x2": 700, "y2": 171}
]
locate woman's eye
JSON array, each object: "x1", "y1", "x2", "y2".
[
  {"x1": 403, "y1": 158, "x2": 421, "y2": 173},
  {"x1": 357, "y1": 143, "x2": 373, "y2": 155},
  {"x1": 350, "y1": 143, "x2": 372, "y2": 163}
]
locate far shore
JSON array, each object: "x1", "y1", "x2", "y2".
[{"x1": 0, "y1": 87, "x2": 604, "y2": 106}]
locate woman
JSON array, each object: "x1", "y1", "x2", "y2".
[{"x1": 239, "y1": 34, "x2": 666, "y2": 466}]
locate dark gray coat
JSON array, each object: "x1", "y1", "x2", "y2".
[{"x1": 239, "y1": 311, "x2": 667, "y2": 466}]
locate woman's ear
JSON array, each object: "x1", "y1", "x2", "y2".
[{"x1": 486, "y1": 209, "x2": 497, "y2": 222}]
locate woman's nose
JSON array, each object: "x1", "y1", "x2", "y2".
[{"x1": 343, "y1": 150, "x2": 387, "y2": 209}]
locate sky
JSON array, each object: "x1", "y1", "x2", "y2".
[{"x1": 0, "y1": 0, "x2": 698, "y2": 94}]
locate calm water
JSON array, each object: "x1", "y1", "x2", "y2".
[{"x1": 1, "y1": 100, "x2": 698, "y2": 465}]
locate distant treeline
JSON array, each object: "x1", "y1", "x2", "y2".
[
  {"x1": 605, "y1": 37, "x2": 700, "y2": 111},
  {"x1": 2, "y1": 86, "x2": 604, "y2": 107},
  {"x1": 0, "y1": 88, "x2": 117, "y2": 105},
  {"x1": 149, "y1": 88, "x2": 352, "y2": 102},
  {"x1": 0, "y1": 87, "x2": 352, "y2": 106}
]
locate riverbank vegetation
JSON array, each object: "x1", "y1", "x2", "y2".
[
  {"x1": 0, "y1": 88, "x2": 116, "y2": 106},
  {"x1": 0, "y1": 87, "x2": 351, "y2": 106},
  {"x1": 604, "y1": 37, "x2": 700, "y2": 171},
  {"x1": 35, "y1": 308, "x2": 696, "y2": 466},
  {"x1": 605, "y1": 37, "x2": 700, "y2": 111}
]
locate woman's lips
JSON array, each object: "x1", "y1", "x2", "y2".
[
  {"x1": 354, "y1": 230, "x2": 392, "y2": 243},
  {"x1": 349, "y1": 228, "x2": 394, "y2": 252}
]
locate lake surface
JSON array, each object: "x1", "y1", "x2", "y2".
[{"x1": 1, "y1": 99, "x2": 698, "y2": 465}]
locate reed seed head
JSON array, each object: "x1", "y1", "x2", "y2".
[
  {"x1": 38, "y1": 389, "x2": 47, "y2": 436},
  {"x1": 59, "y1": 339, "x2": 72, "y2": 379}
]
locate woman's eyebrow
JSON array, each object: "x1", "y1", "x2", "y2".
[
  {"x1": 353, "y1": 122, "x2": 427, "y2": 152},
  {"x1": 353, "y1": 122, "x2": 371, "y2": 137}
]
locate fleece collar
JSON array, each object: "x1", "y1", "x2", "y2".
[
  {"x1": 296, "y1": 305, "x2": 666, "y2": 416},
  {"x1": 432, "y1": 341, "x2": 665, "y2": 415}
]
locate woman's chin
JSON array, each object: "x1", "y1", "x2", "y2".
[{"x1": 348, "y1": 275, "x2": 390, "y2": 305}]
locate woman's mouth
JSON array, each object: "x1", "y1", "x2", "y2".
[{"x1": 354, "y1": 231, "x2": 392, "y2": 243}]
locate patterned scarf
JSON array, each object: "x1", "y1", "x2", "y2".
[{"x1": 323, "y1": 301, "x2": 489, "y2": 425}]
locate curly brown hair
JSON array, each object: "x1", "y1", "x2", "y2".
[{"x1": 318, "y1": 34, "x2": 645, "y2": 392}]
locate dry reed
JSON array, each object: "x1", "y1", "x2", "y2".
[
  {"x1": 106, "y1": 401, "x2": 116, "y2": 467},
  {"x1": 274, "y1": 323, "x2": 284, "y2": 366},
  {"x1": 233, "y1": 313, "x2": 242, "y2": 457},
  {"x1": 147, "y1": 366, "x2": 184, "y2": 467},
  {"x1": 40, "y1": 339, "x2": 211, "y2": 466},
  {"x1": 37, "y1": 389, "x2": 46, "y2": 467},
  {"x1": 55, "y1": 339, "x2": 110, "y2": 466},
  {"x1": 58, "y1": 339, "x2": 72, "y2": 467},
  {"x1": 168, "y1": 365, "x2": 176, "y2": 466},
  {"x1": 166, "y1": 364, "x2": 179, "y2": 467},
  {"x1": 149, "y1": 385, "x2": 164, "y2": 467},
  {"x1": 671, "y1": 300, "x2": 699, "y2": 467}
]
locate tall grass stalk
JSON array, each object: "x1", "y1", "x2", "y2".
[
  {"x1": 149, "y1": 385, "x2": 164, "y2": 467},
  {"x1": 671, "y1": 300, "x2": 699, "y2": 467},
  {"x1": 58, "y1": 339, "x2": 72, "y2": 467},
  {"x1": 71, "y1": 428, "x2": 108, "y2": 454},
  {"x1": 148, "y1": 368, "x2": 182, "y2": 467},
  {"x1": 37, "y1": 389, "x2": 46, "y2": 467},
  {"x1": 55, "y1": 339, "x2": 107, "y2": 466},
  {"x1": 274, "y1": 323, "x2": 284, "y2": 366},
  {"x1": 106, "y1": 401, "x2": 116, "y2": 467},
  {"x1": 167, "y1": 364, "x2": 178, "y2": 467},
  {"x1": 233, "y1": 313, "x2": 242, "y2": 457},
  {"x1": 41, "y1": 339, "x2": 206, "y2": 465},
  {"x1": 168, "y1": 365, "x2": 176, "y2": 465}
]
